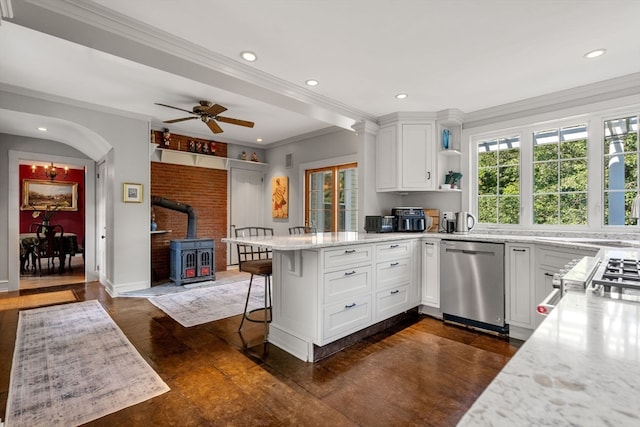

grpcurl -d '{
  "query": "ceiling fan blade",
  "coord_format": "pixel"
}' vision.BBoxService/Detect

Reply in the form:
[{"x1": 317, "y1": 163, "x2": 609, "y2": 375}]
[
  {"x1": 205, "y1": 103, "x2": 227, "y2": 116},
  {"x1": 154, "y1": 103, "x2": 196, "y2": 115},
  {"x1": 216, "y1": 116, "x2": 255, "y2": 128},
  {"x1": 206, "y1": 120, "x2": 224, "y2": 134},
  {"x1": 164, "y1": 117, "x2": 198, "y2": 124}
]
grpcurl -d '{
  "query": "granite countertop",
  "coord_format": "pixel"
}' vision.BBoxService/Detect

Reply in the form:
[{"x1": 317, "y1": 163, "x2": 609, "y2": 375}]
[
  {"x1": 223, "y1": 230, "x2": 640, "y2": 251},
  {"x1": 458, "y1": 289, "x2": 640, "y2": 426},
  {"x1": 458, "y1": 246, "x2": 640, "y2": 426}
]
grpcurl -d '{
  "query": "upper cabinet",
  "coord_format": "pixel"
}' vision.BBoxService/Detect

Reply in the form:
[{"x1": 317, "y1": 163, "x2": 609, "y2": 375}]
[
  {"x1": 376, "y1": 110, "x2": 465, "y2": 193},
  {"x1": 376, "y1": 114, "x2": 437, "y2": 192}
]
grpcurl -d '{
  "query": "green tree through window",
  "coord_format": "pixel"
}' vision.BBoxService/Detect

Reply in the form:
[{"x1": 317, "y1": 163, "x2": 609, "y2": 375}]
[{"x1": 477, "y1": 136, "x2": 521, "y2": 224}]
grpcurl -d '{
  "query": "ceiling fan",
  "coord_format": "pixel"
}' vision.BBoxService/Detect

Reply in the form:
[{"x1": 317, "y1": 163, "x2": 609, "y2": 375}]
[{"x1": 155, "y1": 100, "x2": 254, "y2": 134}]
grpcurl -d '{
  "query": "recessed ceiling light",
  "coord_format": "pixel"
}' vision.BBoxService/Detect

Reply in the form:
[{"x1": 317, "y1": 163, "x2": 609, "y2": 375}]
[
  {"x1": 240, "y1": 51, "x2": 257, "y2": 62},
  {"x1": 37, "y1": 127, "x2": 47, "y2": 131},
  {"x1": 584, "y1": 49, "x2": 606, "y2": 59},
  {"x1": 256, "y1": 138, "x2": 263, "y2": 142},
  {"x1": 305, "y1": 79, "x2": 319, "y2": 87},
  {"x1": 395, "y1": 93, "x2": 408, "y2": 99}
]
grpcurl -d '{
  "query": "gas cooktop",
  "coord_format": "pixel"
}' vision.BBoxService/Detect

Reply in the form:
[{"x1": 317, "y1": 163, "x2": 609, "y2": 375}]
[{"x1": 589, "y1": 257, "x2": 640, "y2": 302}]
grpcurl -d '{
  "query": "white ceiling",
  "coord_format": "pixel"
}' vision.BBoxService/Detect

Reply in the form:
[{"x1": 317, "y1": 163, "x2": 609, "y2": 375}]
[{"x1": 1, "y1": 0, "x2": 639, "y2": 147}]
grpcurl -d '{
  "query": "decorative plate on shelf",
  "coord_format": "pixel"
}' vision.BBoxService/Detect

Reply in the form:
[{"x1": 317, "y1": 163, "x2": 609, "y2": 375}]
[{"x1": 442, "y1": 128, "x2": 450, "y2": 149}]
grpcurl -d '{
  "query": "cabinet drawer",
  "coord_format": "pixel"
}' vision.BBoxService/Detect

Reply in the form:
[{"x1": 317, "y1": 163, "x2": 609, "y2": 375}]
[
  {"x1": 375, "y1": 241, "x2": 411, "y2": 261},
  {"x1": 323, "y1": 245, "x2": 372, "y2": 270},
  {"x1": 324, "y1": 266, "x2": 372, "y2": 303},
  {"x1": 375, "y1": 283, "x2": 410, "y2": 320},
  {"x1": 376, "y1": 258, "x2": 411, "y2": 290},
  {"x1": 323, "y1": 295, "x2": 372, "y2": 341}
]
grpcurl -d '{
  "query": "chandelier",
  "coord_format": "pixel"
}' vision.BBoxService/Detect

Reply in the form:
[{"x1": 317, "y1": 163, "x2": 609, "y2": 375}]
[{"x1": 31, "y1": 162, "x2": 69, "y2": 181}]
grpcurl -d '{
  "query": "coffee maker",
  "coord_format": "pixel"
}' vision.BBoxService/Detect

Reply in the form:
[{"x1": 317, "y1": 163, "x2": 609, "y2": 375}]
[
  {"x1": 442, "y1": 211, "x2": 456, "y2": 233},
  {"x1": 391, "y1": 207, "x2": 426, "y2": 232}
]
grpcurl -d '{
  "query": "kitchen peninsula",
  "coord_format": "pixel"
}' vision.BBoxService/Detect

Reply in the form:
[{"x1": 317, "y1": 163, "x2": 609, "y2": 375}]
[{"x1": 224, "y1": 232, "x2": 424, "y2": 362}]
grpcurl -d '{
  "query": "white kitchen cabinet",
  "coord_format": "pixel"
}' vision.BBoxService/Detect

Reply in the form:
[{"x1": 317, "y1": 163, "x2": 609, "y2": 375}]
[
  {"x1": 421, "y1": 238, "x2": 440, "y2": 307},
  {"x1": 533, "y1": 245, "x2": 598, "y2": 329},
  {"x1": 505, "y1": 244, "x2": 534, "y2": 330},
  {"x1": 373, "y1": 240, "x2": 415, "y2": 321},
  {"x1": 375, "y1": 120, "x2": 436, "y2": 192}
]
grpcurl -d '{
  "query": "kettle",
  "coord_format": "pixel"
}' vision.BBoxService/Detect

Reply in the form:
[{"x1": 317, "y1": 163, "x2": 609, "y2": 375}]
[{"x1": 455, "y1": 212, "x2": 476, "y2": 233}]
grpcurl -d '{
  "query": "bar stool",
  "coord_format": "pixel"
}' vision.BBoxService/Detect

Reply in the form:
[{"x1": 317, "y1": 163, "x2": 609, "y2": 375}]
[
  {"x1": 235, "y1": 227, "x2": 273, "y2": 340},
  {"x1": 288, "y1": 226, "x2": 316, "y2": 234}
]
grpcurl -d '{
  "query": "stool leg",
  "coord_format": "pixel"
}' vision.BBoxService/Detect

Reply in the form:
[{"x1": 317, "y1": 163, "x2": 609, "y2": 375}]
[
  {"x1": 263, "y1": 275, "x2": 270, "y2": 343},
  {"x1": 238, "y1": 274, "x2": 254, "y2": 332}
]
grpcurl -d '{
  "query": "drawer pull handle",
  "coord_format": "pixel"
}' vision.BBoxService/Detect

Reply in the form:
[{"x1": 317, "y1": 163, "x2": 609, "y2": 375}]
[
  {"x1": 513, "y1": 248, "x2": 527, "y2": 252},
  {"x1": 345, "y1": 303, "x2": 356, "y2": 308},
  {"x1": 344, "y1": 270, "x2": 356, "y2": 276},
  {"x1": 390, "y1": 290, "x2": 400, "y2": 294},
  {"x1": 425, "y1": 242, "x2": 434, "y2": 246},
  {"x1": 544, "y1": 272, "x2": 554, "y2": 277},
  {"x1": 390, "y1": 244, "x2": 399, "y2": 248},
  {"x1": 390, "y1": 262, "x2": 399, "y2": 266},
  {"x1": 344, "y1": 249, "x2": 356, "y2": 254}
]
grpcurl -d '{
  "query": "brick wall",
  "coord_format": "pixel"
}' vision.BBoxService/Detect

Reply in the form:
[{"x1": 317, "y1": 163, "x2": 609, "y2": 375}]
[{"x1": 150, "y1": 131, "x2": 228, "y2": 283}]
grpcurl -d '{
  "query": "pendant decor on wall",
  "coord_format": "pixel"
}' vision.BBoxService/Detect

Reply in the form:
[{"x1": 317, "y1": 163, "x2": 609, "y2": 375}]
[{"x1": 272, "y1": 176, "x2": 288, "y2": 219}]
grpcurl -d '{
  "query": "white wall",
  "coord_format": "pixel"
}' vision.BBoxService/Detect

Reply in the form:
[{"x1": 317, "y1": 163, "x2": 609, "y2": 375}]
[{"x1": 0, "y1": 90, "x2": 151, "y2": 295}]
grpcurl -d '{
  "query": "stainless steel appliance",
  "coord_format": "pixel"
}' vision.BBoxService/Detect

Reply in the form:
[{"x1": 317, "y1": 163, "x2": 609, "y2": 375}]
[
  {"x1": 454, "y1": 211, "x2": 476, "y2": 233},
  {"x1": 536, "y1": 256, "x2": 599, "y2": 315},
  {"x1": 442, "y1": 211, "x2": 456, "y2": 233},
  {"x1": 440, "y1": 240, "x2": 507, "y2": 333},
  {"x1": 391, "y1": 207, "x2": 426, "y2": 232},
  {"x1": 364, "y1": 215, "x2": 395, "y2": 233}
]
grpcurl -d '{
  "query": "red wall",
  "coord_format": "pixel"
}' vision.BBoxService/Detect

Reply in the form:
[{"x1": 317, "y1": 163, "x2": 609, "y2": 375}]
[
  {"x1": 150, "y1": 131, "x2": 228, "y2": 283},
  {"x1": 19, "y1": 164, "x2": 85, "y2": 245}
]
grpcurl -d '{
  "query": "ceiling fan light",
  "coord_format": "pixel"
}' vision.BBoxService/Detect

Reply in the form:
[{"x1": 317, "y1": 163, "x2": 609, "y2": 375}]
[
  {"x1": 584, "y1": 48, "x2": 606, "y2": 59},
  {"x1": 241, "y1": 51, "x2": 257, "y2": 62}
]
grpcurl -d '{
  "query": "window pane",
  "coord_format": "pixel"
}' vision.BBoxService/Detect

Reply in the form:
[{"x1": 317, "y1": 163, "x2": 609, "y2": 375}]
[
  {"x1": 604, "y1": 115, "x2": 639, "y2": 225},
  {"x1": 560, "y1": 159, "x2": 587, "y2": 192},
  {"x1": 533, "y1": 129, "x2": 558, "y2": 162},
  {"x1": 533, "y1": 163, "x2": 558, "y2": 193},
  {"x1": 306, "y1": 163, "x2": 357, "y2": 232},
  {"x1": 478, "y1": 196, "x2": 497, "y2": 223},
  {"x1": 476, "y1": 135, "x2": 520, "y2": 224},
  {"x1": 534, "y1": 194, "x2": 558, "y2": 224},
  {"x1": 478, "y1": 168, "x2": 497, "y2": 195},
  {"x1": 560, "y1": 193, "x2": 587, "y2": 225}
]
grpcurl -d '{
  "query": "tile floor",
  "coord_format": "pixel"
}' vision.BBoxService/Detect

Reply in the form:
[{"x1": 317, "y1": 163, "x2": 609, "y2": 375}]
[{"x1": 0, "y1": 275, "x2": 521, "y2": 426}]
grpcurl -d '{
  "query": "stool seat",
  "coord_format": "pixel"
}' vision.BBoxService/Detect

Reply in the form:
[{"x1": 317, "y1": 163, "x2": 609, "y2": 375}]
[{"x1": 240, "y1": 259, "x2": 272, "y2": 275}]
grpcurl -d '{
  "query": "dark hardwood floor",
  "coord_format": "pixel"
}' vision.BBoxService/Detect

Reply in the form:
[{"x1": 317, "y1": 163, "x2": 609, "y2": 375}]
[{"x1": 0, "y1": 278, "x2": 521, "y2": 426}]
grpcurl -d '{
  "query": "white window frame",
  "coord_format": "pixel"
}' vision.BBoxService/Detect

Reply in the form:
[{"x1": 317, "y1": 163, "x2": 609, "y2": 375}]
[{"x1": 467, "y1": 105, "x2": 639, "y2": 232}]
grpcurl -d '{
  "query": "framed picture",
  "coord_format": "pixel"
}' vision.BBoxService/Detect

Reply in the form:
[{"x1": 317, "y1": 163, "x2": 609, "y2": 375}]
[
  {"x1": 271, "y1": 176, "x2": 288, "y2": 219},
  {"x1": 123, "y1": 182, "x2": 143, "y2": 203},
  {"x1": 21, "y1": 179, "x2": 78, "y2": 211}
]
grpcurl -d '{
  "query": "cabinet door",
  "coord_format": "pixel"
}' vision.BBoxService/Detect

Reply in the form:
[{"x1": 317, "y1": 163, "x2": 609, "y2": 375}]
[
  {"x1": 376, "y1": 125, "x2": 398, "y2": 191},
  {"x1": 401, "y1": 123, "x2": 436, "y2": 190},
  {"x1": 505, "y1": 244, "x2": 534, "y2": 329},
  {"x1": 421, "y1": 239, "x2": 440, "y2": 307}
]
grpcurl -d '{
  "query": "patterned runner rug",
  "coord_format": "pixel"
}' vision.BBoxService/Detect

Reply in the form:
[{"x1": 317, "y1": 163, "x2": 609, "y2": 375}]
[
  {"x1": 0, "y1": 290, "x2": 76, "y2": 311},
  {"x1": 149, "y1": 279, "x2": 266, "y2": 327},
  {"x1": 5, "y1": 300, "x2": 169, "y2": 427}
]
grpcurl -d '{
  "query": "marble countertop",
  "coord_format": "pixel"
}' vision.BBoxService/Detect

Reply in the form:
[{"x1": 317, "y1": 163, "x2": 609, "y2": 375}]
[
  {"x1": 458, "y1": 288, "x2": 640, "y2": 426},
  {"x1": 223, "y1": 230, "x2": 640, "y2": 252}
]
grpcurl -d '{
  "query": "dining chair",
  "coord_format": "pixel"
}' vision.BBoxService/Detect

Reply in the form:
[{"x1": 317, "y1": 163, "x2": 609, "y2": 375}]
[
  {"x1": 234, "y1": 226, "x2": 274, "y2": 341},
  {"x1": 288, "y1": 226, "x2": 316, "y2": 234}
]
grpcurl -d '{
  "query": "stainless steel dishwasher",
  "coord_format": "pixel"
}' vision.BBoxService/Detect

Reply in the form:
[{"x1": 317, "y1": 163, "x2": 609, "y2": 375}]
[{"x1": 440, "y1": 240, "x2": 507, "y2": 334}]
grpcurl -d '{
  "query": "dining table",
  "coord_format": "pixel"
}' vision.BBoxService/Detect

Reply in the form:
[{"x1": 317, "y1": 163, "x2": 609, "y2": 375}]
[{"x1": 19, "y1": 228, "x2": 79, "y2": 275}]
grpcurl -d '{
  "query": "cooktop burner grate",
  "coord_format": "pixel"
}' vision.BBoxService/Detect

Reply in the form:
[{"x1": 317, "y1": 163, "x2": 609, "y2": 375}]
[{"x1": 592, "y1": 257, "x2": 640, "y2": 291}]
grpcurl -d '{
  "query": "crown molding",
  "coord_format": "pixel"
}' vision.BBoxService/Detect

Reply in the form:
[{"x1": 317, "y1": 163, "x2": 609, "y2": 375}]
[
  {"x1": 15, "y1": 0, "x2": 376, "y2": 128},
  {"x1": 464, "y1": 73, "x2": 640, "y2": 129}
]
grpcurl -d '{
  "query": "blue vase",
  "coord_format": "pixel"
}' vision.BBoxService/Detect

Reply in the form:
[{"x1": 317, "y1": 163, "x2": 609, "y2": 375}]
[{"x1": 151, "y1": 221, "x2": 158, "y2": 231}]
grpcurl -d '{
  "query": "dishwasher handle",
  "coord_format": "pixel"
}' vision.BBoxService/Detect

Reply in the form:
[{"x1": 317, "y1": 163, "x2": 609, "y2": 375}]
[
  {"x1": 536, "y1": 289, "x2": 561, "y2": 316},
  {"x1": 445, "y1": 248, "x2": 498, "y2": 256}
]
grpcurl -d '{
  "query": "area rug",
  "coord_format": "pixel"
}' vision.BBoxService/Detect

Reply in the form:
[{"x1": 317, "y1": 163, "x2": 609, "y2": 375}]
[
  {"x1": 5, "y1": 300, "x2": 170, "y2": 427},
  {"x1": 148, "y1": 279, "x2": 266, "y2": 327},
  {"x1": 0, "y1": 290, "x2": 76, "y2": 311}
]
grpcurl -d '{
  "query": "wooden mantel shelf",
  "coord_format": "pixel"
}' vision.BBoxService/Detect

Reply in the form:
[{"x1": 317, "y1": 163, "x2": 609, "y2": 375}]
[{"x1": 150, "y1": 147, "x2": 267, "y2": 171}]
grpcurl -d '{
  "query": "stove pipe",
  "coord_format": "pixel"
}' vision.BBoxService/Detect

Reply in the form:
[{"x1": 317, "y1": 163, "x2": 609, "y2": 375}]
[{"x1": 151, "y1": 196, "x2": 197, "y2": 239}]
